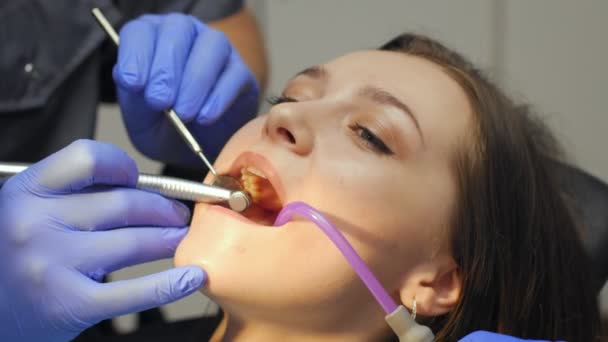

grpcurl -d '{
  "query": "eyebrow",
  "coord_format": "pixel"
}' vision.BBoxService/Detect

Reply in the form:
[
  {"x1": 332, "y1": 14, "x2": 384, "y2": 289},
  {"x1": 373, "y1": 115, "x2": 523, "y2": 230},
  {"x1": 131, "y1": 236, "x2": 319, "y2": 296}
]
[
  {"x1": 293, "y1": 66, "x2": 328, "y2": 81},
  {"x1": 358, "y1": 86, "x2": 424, "y2": 141},
  {"x1": 293, "y1": 65, "x2": 424, "y2": 141}
]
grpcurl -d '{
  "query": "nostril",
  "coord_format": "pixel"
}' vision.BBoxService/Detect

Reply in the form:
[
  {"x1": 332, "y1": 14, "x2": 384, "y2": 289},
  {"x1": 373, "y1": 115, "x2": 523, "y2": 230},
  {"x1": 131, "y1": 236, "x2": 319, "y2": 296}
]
[{"x1": 278, "y1": 127, "x2": 296, "y2": 144}]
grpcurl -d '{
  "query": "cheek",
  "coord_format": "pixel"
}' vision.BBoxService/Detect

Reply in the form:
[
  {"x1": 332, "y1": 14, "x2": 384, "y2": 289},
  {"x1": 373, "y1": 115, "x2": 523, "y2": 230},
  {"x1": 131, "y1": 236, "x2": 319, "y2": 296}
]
[
  {"x1": 174, "y1": 204, "x2": 369, "y2": 311},
  {"x1": 294, "y1": 158, "x2": 454, "y2": 286},
  {"x1": 291, "y1": 175, "x2": 409, "y2": 284},
  {"x1": 174, "y1": 205, "x2": 259, "y2": 272}
]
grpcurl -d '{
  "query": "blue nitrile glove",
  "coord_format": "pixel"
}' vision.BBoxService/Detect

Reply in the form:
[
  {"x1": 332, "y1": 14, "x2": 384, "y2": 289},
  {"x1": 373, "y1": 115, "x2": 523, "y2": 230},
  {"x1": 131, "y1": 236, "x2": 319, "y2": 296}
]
[
  {"x1": 460, "y1": 331, "x2": 549, "y2": 341},
  {"x1": 0, "y1": 140, "x2": 206, "y2": 342},
  {"x1": 114, "y1": 13, "x2": 259, "y2": 167}
]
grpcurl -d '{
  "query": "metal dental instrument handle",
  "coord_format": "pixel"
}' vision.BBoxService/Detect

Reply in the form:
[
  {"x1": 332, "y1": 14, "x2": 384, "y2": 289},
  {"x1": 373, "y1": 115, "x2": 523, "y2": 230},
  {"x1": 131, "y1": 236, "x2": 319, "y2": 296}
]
[
  {"x1": 137, "y1": 174, "x2": 250, "y2": 212},
  {"x1": 0, "y1": 163, "x2": 250, "y2": 212},
  {"x1": 91, "y1": 8, "x2": 218, "y2": 176}
]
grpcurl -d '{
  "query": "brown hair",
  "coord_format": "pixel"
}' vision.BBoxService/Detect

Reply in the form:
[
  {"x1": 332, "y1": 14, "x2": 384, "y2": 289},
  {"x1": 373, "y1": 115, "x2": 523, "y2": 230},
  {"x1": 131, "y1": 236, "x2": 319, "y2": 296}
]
[{"x1": 380, "y1": 34, "x2": 600, "y2": 341}]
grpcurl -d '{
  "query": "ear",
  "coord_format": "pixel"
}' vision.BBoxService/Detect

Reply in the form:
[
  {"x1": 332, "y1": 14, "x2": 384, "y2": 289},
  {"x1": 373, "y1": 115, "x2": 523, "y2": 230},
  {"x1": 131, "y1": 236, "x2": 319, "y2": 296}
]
[{"x1": 397, "y1": 255, "x2": 461, "y2": 317}]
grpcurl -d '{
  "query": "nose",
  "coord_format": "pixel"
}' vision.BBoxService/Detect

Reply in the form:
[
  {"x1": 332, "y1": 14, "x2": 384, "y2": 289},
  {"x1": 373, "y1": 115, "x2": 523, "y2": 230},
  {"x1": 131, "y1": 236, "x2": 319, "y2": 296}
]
[{"x1": 264, "y1": 103, "x2": 314, "y2": 155}]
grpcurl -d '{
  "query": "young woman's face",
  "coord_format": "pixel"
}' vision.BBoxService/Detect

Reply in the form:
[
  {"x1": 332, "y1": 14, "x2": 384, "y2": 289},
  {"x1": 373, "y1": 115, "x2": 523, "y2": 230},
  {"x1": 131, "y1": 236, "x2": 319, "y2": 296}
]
[{"x1": 175, "y1": 50, "x2": 473, "y2": 327}]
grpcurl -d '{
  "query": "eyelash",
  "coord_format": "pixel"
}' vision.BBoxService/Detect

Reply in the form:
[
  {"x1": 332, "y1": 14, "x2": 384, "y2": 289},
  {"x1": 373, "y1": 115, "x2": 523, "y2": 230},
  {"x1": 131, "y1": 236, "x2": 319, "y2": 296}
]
[
  {"x1": 266, "y1": 95, "x2": 393, "y2": 156},
  {"x1": 351, "y1": 123, "x2": 394, "y2": 155},
  {"x1": 266, "y1": 95, "x2": 297, "y2": 105}
]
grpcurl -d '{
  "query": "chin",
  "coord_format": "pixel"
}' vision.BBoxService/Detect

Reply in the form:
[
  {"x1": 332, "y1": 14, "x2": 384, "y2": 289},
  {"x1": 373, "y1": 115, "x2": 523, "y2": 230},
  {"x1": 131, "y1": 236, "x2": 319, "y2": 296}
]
[
  {"x1": 174, "y1": 201, "x2": 363, "y2": 315},
  {"x1": 174, "y1": 202, "x2": 286, "y2": 299}
]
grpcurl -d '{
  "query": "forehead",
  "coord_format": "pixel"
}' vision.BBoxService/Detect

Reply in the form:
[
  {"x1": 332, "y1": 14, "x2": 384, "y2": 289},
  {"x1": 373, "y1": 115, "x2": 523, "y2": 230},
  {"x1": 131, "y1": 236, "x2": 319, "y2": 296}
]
[
  {"x1": 322, "y1": 50, "x2": 461, "y2": 96},
  {"x1": 320, "y1": 50, "x2": 474, "y2": 150}
]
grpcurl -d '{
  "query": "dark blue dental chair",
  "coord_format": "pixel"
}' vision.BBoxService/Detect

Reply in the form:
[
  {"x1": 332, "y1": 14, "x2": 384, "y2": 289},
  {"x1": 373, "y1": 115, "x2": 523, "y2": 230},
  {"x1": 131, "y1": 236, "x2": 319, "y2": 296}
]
[{"x1": 554, "y1": 162, "x2": 608, "y2": 293}]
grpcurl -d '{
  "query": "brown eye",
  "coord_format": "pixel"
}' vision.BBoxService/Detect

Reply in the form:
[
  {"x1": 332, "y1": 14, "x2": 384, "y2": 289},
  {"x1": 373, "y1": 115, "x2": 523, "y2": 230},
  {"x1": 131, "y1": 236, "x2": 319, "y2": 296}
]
[
  {"x1": 266, "y1": 95, "x2": 297, "y2": 105},
  {"x1": 352, "y1": 123, "x2": 393, "y2": 155}
]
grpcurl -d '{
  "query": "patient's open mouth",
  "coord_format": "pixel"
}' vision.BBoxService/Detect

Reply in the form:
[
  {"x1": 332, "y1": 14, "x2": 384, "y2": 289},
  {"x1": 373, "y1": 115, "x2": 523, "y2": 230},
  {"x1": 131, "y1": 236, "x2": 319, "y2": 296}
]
[
  {"x1": 238, "y1": 166, "x2": 282, "y2": 225},
  {"x1": 218, "y1": 151, "x2": 285, "y2": 226}
]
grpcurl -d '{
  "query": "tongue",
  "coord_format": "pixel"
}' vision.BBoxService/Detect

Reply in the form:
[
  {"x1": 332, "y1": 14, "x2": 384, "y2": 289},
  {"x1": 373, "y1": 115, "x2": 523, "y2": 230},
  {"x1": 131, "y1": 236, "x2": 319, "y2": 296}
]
[{"x1": 241, "y1": 204, "x2": 279, "y2": 225}]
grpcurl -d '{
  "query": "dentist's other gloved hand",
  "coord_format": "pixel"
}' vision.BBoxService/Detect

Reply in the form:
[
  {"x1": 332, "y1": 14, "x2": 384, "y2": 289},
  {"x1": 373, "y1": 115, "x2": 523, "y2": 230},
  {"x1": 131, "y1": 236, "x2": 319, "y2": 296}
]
[
  {"x1": 0, "y1": 140, "x2": 205, "y2": 342},
  {"x1": 459, "y1": 331, "x2": 549, "y2": 341},
  {"x1": 114, "y1": 13, "x2": 259, "y2": 167}
]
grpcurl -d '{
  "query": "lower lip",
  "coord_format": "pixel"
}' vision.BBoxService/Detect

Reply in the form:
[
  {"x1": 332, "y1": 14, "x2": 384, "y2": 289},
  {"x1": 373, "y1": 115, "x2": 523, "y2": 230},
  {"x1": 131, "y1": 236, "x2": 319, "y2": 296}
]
[{"x1": 207, "y1": 204, "x2": 275, "y2": 228}]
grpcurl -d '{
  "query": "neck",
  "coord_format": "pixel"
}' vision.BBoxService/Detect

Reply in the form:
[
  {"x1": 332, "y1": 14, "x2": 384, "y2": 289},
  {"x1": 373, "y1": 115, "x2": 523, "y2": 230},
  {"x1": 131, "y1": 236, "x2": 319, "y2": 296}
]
[{"x1": 209, "y1": 312, "x2": 391, "y2": 342}]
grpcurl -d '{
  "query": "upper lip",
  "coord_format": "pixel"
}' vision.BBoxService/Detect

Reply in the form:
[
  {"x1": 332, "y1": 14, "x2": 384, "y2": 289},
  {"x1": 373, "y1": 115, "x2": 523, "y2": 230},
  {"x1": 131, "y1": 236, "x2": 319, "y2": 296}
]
[{"x1": 225, "y1": 151, "x2": 286, "y2": 207}]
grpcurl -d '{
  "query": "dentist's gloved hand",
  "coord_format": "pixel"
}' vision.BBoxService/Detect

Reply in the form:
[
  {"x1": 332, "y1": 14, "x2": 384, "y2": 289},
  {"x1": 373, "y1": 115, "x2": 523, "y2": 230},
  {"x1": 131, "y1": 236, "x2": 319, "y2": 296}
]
[
  {"x1": 0, "y1": 140, "x2": 205, "y2": 342},
  {"x1": 460, "y1": 331, "x2": 549, "y2": 341},
  {"x1": 114, "y1": 13, "x2": 259, "y2": 167}
]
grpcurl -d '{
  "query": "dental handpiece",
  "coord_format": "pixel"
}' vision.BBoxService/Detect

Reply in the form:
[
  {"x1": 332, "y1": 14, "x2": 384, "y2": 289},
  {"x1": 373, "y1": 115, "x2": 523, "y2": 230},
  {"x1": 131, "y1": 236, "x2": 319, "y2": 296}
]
[{"x1": 0, "y1": 163, "x2": 250, "y2": 212}]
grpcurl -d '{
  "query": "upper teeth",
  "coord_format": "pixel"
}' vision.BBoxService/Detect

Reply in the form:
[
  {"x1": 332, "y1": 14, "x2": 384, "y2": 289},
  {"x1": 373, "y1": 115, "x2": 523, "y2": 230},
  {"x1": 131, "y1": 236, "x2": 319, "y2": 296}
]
[{"x1": 244, "y1": 166, "x2": 267, "y2": 179}]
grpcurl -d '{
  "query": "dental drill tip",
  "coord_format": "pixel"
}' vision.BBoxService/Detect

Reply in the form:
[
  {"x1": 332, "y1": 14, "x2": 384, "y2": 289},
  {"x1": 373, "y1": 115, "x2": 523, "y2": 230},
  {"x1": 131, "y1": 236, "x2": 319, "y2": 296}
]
[
  {"x1": 197, "y1": 151, "x2": 217, "y2": 176},
  {"x1": 228, "y1": 191, "x2": 251, "y2": 212}
]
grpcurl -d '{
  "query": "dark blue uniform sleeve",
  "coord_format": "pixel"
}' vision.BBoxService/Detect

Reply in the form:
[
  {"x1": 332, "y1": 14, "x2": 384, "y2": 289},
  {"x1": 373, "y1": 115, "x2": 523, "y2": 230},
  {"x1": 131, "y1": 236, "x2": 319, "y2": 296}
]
[
  {"x1": 113, "y1": 0, "x2": 244, "y2": 24},
  {"x1": 0, "y1": 0, "x2": 245, "y2": 162},
  {"x1": 188, "y1": 0, "x2": 245, "y2": 22}
]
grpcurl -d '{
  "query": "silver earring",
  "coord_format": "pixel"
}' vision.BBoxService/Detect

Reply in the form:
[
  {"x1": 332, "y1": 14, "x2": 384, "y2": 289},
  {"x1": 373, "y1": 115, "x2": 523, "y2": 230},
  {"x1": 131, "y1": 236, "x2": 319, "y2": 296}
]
[{"x1": 412, "y1": 297, "x2": 417, "y2": 320}]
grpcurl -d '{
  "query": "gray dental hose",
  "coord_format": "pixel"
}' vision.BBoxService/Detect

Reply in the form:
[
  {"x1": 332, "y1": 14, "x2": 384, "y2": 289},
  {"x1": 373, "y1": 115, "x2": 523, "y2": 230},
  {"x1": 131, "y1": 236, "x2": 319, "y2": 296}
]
[{"x1": 0, "y1": 162, "x2": 251, "y2": 212}]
